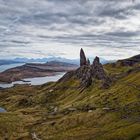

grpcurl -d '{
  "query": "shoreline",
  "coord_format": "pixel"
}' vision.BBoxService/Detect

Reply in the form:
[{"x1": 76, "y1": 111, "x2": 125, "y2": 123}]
[
  {"x1": 0, "y1": 72, "x2": 62, "y2": 84},
  {"x1": 0, "y1": 72, "x2": 65, "y2": 89}
]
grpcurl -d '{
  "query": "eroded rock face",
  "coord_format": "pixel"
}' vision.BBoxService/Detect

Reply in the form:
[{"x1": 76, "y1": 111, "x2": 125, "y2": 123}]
[
  {"x1": 92, "y1": 56, "x2": 107, "y2": 80},
  {"x1": 60, "y1": 48, "x2": 112, "y2": 89},
  {"x1": 80, "y1": 48, "x2": 87, "y2": 66},
  {"x1": 78, "y1": 51, "x2": 111, "y2": 89},
  {"x1": 76, "y1": 65, "x2": 92, "y2": 88}
]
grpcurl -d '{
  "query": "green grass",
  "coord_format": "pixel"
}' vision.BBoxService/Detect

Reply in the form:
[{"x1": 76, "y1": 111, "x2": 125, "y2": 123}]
[{"x1": 0, "y1": 63, "x2": 140, "y2": 139}]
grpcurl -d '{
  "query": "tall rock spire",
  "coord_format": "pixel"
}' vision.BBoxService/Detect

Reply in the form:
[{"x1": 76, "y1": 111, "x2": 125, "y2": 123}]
[
  {"x1": 60, "y1": 49, "x2": 112, "y2": 89},
  {"x1": 92, "y1": 56, "x2": 107, "y2": 80},
  {"x1": 93, "y1": 56, "x2": 100, "y2": 66},
  {"x1": 80, "y1": 48, "x2": 87, "y2": 66}
]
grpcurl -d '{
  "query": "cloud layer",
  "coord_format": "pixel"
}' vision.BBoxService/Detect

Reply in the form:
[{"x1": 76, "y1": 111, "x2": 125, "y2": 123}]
[{"x1": 0, "y1": 0, "x2": 140, "y2": 60}]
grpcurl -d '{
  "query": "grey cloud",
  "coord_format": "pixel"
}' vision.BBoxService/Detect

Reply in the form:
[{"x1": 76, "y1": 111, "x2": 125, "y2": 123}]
[
  {"x1": 10, "y1": 40, "x2": 30, "y2": 44},
  {"x1": 106, "y1": 31, "x2": 140, "y2": 37},
  {"x1": 0, "y1": 0, "x2": 140, "y2": 59},
  {"x1": 97, "y1": 1, "x2": 140, "y2": 19}
]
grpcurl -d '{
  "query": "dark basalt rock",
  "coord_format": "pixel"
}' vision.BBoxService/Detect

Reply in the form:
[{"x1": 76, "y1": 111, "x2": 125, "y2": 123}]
[
  {"x1": 76, "y1": 65, "x2": 92, "y2": 88},
  {"x1": 60, "y1": 48, "x2": 112, "y2": 89},
  {"x1": 87, "y1": 59, "x2": 90, "y2": 65},
  {"x1": 80, "y1": 48, "x2": 87, "y2": 66},
  {"x1": 79, "y1": 51, "x2": 112, "y2": 89},
  {"x1": 92, "y1": 56, "x2": 107, "y2": 80},
  {"x1": 76, "y1": 56, "x2": 111, "y2": 89}
]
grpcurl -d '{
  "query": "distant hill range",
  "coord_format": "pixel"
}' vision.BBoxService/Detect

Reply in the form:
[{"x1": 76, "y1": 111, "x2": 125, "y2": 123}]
[
  {"x1": 0, "y1": 60, "x2": 22, "y2": 66},
  {"x1": 0, "y1": 56, "x2": 111, "y2": 66}
]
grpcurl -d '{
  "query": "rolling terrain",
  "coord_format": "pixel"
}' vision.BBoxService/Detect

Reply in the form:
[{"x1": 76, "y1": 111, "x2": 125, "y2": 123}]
[
  {"x1": 0, "y1": 51, "x2": 139, "y2": 140},
  {"x1": 0, "y1": 61, "x2": 78, "y2": 83}
]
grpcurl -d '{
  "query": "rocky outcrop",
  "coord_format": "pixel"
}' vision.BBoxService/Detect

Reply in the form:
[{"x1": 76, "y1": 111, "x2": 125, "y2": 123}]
[
  {"x1": 78, "y1": 49, "x2": 112, "y2": 89},
  {"x1": 76, "y1": 65, "x2": 92, "y2": 88},
  {"x1": 92, "y1": 56, "x2": 107, "y2": 80},
  {"x1": 116, "y1": 54, "x2": 140, "y2": 67},
  {"x1": 60, "y1": 48, "x2": 112, "y2": 89},
  {"x1": 80, "y1": 48, "x2": 87, "y2": 66}
]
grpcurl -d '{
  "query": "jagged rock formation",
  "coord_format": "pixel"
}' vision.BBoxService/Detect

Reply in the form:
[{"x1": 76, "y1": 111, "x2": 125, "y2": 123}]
[
  {"x1": 80, "y1": 48, "x2": 87, "y2": 66},
  {"x1": 76, "y1": 65, "x2": 92, "y2": 88},
  {"x1": 92, "y1": 56, "x2": 107, "y2": 80},
  {"x1": 60, "y1": 48, "x2": 112, "y2": 89},
  {"x1": 78, "y1": 49, "x2": 111, "y2": 88}
]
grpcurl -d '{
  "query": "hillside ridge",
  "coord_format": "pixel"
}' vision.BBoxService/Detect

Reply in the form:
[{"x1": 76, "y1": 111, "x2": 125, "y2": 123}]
[{"x1": 0, "y1": 50, "x2": 139, "y2": 140}]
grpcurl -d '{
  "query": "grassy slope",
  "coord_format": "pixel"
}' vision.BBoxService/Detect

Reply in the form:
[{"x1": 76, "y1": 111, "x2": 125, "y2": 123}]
[{"x1": 0, "y1": 63, "x2": 140, "y2": 140}]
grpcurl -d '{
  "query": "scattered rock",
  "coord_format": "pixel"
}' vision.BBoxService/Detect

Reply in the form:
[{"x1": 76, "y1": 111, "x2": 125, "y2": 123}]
[
  {"x1": 88, "y1": 110, "x2": 93, "y2": 113},
  {"x1": 49, "y1": 89, "x2": 54, "y2": 93},
  {"x1": 31, "y1": 132, "x2": 41, "y2": 140},
  {"x1": 67, "y1": 107, "x2": 77, "y2": 111},
  {"x1": 49, "y1": 106, "x2": 59, "y2": 115},
  {"x1": 102, "y1": 107, "x2": 110, "y2": 111},
  {"x1": 78, "y1": 104, "x2": 96, "y2": 112},
  {"x1": 54, "y1": 107, "x2": 58, "y2": 113}
]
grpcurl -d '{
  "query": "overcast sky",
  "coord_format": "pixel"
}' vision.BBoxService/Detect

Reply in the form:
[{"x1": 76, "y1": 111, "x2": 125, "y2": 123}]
[{"x1": 0, "y1": 0, "x2": 140, "y2": 60}]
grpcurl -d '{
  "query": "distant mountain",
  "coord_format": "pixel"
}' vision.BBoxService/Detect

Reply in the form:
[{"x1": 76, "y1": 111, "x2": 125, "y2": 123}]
[
  {"x1": 0, "y1": 56, "x2": 110, "y2": 66},
  {"x1": 0, "y1": 60, "x2": 22, "y2": 66},
  {"x1": 45, "y1": 61, "x2": 78, "y2": 67},
  {"x1": 14, "y1": 57, "x2": 80, "y2": 64},
  {"x1": 14, "y1": 57, "x2": 110, "y2": 65}
]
